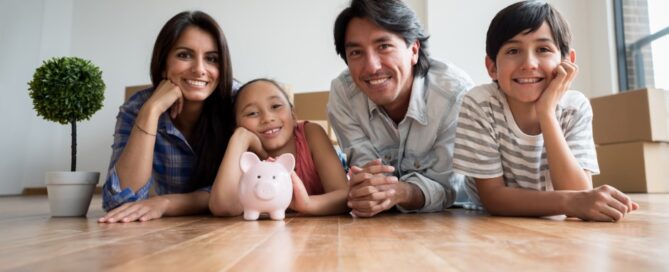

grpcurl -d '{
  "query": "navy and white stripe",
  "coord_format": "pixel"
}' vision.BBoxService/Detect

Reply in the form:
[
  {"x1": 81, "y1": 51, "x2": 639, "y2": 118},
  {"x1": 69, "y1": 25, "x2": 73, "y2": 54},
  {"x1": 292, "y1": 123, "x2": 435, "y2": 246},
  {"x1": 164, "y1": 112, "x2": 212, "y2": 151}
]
[{"x1": 453, "y1": 83, "x2": 599, "y2": 207}]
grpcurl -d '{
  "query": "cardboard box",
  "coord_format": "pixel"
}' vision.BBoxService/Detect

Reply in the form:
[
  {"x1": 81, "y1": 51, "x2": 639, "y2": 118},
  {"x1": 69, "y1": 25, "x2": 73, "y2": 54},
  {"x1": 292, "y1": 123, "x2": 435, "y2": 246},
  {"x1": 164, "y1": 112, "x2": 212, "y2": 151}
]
[
  {"x1": 293, "y1": 90, "x2": 337, "y2": 144},
  {"x1": 125, "y1": 84, "x2": 152, "y2": 101},
  {"x1": 593, "y1": 141, "x2": 669, "y2": 193},
  {"x1": 591, "y1": 88, "x2": 669, "y2": 145}
]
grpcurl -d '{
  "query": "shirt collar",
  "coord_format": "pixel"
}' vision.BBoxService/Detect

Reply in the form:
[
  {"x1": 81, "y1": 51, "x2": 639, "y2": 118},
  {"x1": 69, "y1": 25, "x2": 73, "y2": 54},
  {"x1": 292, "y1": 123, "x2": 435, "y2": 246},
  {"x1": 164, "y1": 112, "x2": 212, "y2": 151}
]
[{"x1": 365, "y1": 74, "x2": 428, "y2": 126}]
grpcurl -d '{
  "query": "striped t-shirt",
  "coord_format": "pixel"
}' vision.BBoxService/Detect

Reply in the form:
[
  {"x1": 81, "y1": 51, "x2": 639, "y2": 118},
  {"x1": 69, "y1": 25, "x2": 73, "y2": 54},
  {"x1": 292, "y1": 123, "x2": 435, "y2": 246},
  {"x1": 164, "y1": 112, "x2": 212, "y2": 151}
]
[{"x1": 453, "y1": 83, "x2": 599, "y2": 207}]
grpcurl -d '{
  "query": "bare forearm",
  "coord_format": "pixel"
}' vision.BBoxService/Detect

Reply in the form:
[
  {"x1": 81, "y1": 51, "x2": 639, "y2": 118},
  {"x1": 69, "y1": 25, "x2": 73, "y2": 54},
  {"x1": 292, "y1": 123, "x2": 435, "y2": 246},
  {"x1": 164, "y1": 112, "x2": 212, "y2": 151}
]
[
  {"x1": 209, "y1": 134, "x2": 248, "y2": 217},
  {"x1": 480, "y1": 187, "x2": 574, "y2": 217},
  {"x1": 302, "y1": 189, "x2": 348, "y2": 216},
  {"x1": 161, "y1": 191, "x2": 210, "y2": 216},
  {"x1": 539, "y1": 113, "x2": 590, "y2": 190},
  {"x1": 116, "y1": 106, "x2": 162, "y2": 192}
]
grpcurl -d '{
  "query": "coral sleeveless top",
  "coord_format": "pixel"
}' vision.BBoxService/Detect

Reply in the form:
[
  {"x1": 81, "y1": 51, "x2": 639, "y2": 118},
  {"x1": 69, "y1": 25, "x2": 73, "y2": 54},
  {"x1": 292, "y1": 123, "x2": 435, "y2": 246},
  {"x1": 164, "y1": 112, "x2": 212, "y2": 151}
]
[{"x1": 294, "y1": 121, "x2": 325, "y2": 195}]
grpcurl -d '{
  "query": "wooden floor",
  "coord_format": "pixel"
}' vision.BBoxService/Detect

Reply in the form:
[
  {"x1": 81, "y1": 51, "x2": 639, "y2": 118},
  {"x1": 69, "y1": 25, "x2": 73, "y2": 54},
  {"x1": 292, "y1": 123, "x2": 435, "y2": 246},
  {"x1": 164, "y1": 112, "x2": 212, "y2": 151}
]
[{"x1": 0, "y1": 194, "x2": 667, "y2": 271}]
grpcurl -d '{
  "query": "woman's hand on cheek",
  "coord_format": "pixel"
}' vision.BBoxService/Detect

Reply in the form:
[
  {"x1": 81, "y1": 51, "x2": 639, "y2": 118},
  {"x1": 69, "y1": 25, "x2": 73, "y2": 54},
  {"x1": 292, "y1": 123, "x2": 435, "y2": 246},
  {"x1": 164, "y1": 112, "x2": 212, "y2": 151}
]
[
  {"x1": 288, "y1": 172, "x2": 312, "y2": 214},
  {"x1": 146, "y1": 79, "x2": 184, "y2": 118},
  {"x1": 536, "y1": 60, "x2": 578, "y2": 117}
]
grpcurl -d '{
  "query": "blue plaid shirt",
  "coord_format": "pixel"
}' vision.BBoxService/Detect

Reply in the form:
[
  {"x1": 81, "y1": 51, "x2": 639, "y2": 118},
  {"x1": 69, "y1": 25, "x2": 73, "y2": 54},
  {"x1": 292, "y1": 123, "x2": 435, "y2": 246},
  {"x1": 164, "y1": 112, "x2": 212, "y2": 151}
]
[{"x1": 103, "y1": 88, "x2": 212, "y2": 211}]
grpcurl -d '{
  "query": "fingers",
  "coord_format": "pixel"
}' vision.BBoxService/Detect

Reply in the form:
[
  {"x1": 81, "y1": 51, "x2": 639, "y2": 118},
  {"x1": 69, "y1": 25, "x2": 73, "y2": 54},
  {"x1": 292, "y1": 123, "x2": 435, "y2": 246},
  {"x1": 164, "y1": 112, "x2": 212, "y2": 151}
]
[
  {"x1": 350, "y1": 159, "x2": 394, "y2": 176},
  {"x1": 349, "y1": 184, "x2": 397, "y2": 200},
  {"x1": 360, "y1": 159, "x2": 384, "y2": 169},
  {"x1": 364, "y1": 164, "x2": 395, "y2": 175},
  {"x1": 98, "y1": 200, "x2": 164, "y2": 223},
  {"x1": 609, "y1": 188, "x2": 634, "y2": 213},
  {"x1": 291, "y1": 172, "x2": 309, "y2": 198},
  {"x1": 349, "y1": 198, "x2": 393, "y2": 218},
  {"x1": 170, "y1": 92, "x2": 184, "y2": 119},
  {"x1": 349, "y1": 172, "x2": 397, "y2": 188},
  {"x1": 598, "y1": 205, "x2": 624, "y2": 222},
  {"x1": 99, "y1": 203, "x2": 143, "y2": 223},
  {"x1": 289, "y1": 172, "x2": 310, "y2": 213},
  {"x1": 631, "y1": 201, "x2": 640, "y2": 211}
]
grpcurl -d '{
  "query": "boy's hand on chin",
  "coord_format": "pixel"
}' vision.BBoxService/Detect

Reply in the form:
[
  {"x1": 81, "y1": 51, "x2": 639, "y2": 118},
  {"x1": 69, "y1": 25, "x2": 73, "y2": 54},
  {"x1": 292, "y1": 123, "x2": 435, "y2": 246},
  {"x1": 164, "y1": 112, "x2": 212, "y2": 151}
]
[{"x1": 536, "y1": 60, "x2": 578, "y2": 117}]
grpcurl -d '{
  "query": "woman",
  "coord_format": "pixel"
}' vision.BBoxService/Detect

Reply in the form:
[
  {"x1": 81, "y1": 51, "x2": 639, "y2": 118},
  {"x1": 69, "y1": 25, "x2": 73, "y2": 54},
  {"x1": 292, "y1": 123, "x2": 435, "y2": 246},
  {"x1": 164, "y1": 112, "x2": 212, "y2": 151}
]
[{"x1": 99, "y1": 11, "x2": 236, "y2": 223}]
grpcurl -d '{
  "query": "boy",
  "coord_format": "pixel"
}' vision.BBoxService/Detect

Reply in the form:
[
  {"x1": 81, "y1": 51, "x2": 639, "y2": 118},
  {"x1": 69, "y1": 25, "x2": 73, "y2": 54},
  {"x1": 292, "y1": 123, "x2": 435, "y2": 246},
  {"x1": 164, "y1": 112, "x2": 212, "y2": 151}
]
[{"x1": 453, "y1": 1, "x2": 638, "y2": 221}]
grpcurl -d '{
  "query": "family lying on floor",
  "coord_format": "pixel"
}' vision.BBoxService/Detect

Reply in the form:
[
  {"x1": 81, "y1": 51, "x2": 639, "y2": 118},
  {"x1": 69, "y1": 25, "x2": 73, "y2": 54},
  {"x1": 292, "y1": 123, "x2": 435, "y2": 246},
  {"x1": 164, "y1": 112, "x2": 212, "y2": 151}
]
[{"x1": 98, "y1": 0, "x2": 638, "y2": 224}]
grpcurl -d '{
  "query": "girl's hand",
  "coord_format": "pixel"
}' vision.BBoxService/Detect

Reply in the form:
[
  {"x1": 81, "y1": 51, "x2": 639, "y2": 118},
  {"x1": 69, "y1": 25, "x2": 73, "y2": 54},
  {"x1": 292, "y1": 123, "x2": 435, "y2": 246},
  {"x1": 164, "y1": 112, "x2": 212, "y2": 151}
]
[
  {"x1": 233, "y1": 127, "x2": 268, "y2": 159},
  {"x1": 565, "y1": 185, "x2": 639, "y2": 222},
  {"x1": 145, "y1": 79, "x2": 184, "y2": 119},
  {"x1": 288, "y1": 172, "x2": 312, "y2": 214},
  {"x1": 98, "y1": 197, "x2": 170, "y2": 223},
  {"x1": 536, "y1": 60, "x2": 578, "y2": 117}
]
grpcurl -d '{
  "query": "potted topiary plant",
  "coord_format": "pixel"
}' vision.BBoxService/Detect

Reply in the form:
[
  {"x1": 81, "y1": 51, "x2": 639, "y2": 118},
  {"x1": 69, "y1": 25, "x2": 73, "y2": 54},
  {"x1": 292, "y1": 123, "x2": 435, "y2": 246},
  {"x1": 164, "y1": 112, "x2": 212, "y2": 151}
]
[{"x1": 28, "y1": 56, "x2": 106, "y2": 217}]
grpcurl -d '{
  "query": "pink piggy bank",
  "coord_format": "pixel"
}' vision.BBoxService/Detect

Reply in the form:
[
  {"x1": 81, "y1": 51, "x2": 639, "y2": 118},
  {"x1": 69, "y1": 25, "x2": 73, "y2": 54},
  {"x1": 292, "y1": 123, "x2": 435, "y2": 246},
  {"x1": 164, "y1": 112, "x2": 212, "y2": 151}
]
[{"x1": 239, "y1": 152, "x2": 294, "y2": 220}]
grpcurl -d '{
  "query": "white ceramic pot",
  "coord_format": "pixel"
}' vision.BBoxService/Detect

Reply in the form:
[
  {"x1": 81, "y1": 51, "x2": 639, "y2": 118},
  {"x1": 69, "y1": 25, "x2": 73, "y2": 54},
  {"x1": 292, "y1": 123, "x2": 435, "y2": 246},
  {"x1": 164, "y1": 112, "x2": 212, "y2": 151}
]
[{"x1": 45, "y1": 171, "x2": 100, "y2": 217}]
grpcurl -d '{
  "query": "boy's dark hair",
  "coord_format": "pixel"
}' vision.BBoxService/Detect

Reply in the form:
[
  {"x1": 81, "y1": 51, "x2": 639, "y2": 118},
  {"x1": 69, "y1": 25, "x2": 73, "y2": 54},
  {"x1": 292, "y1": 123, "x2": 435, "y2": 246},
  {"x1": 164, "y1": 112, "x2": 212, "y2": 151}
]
[
  {"x1": 150, "y1": 11, "x2": 235, "y2": 190},
  {"x1": 486, "y1": 1, "x2": 572, "y2": 62},
  {"x1": 333, "y1": 0, "x2": 430, "y2": 77}
]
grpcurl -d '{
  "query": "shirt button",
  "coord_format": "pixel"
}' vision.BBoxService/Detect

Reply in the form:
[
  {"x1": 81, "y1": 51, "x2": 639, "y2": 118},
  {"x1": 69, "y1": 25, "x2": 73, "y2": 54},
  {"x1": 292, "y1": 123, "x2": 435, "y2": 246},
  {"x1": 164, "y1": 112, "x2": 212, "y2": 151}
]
[{"x1": 414, "y1": 160, "x2": 421, "y2": 168}]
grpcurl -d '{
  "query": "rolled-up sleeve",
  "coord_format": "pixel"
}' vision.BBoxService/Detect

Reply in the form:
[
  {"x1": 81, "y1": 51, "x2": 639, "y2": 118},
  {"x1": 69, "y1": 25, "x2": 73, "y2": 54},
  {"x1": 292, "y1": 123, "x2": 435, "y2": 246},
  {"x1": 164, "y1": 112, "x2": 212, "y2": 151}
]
[
  {"x1": 103, "y1": 166, "x2": 152, "y2": 211},
  {"x1": 102, "y1": 98, "x2": 152, "y2": 211}
]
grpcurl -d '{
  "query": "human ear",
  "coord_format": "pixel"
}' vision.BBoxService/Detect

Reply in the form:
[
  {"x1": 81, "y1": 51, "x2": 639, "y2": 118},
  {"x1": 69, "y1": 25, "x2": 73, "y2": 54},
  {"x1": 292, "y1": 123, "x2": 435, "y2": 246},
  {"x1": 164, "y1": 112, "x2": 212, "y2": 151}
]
[
  {"x1": 485, "y1": 56, "x2": 498, "y2": 81},
  {"x1": 569, "y1": 49, "x2": 576, "y2": 63},
  {"x1": 410, "y1": 40, "x2": 420, "y2": 65}
]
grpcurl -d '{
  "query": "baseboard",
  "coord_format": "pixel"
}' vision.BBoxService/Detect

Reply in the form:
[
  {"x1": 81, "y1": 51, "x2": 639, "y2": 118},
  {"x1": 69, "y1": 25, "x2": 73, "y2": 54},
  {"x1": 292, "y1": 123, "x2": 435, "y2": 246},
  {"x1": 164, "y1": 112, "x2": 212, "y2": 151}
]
[{"x1": 22, "y1": 186, "x2": 103, "y2": 195}]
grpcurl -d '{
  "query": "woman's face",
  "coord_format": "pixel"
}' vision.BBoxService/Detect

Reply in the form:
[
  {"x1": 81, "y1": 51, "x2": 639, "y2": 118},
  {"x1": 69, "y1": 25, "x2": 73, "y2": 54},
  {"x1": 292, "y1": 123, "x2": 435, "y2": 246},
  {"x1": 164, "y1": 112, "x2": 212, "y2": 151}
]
[
  {"x1": 235, "y1": 81, "x2": 295, "y2": 153},
  {"x1": 164, "y1": 26, "x2": 220, "y2": 102}
]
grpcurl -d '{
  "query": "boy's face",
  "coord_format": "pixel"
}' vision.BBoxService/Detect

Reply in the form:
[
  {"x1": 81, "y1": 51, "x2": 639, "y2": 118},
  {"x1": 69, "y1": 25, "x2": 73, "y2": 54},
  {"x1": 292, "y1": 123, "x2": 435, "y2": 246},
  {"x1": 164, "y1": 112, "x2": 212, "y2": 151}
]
[
  {"x1": 235, "y1": 81, "x2": 295, "y2": 153},
  {"x1": 343, "y1": 17, "x2": 419, "y2": 110},
  {"x1": 486, "y1": 22, "x2": 574, "y2": 104}
]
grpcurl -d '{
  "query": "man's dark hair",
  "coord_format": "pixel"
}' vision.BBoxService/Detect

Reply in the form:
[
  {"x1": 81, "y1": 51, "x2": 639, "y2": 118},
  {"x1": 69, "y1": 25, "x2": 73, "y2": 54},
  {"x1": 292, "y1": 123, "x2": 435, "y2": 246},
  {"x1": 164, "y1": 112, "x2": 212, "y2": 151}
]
[
  {"x1": 486, "y1": 1, "x2": 572, "y2": 63},
  {"x1": 333, "y1": 0, "x2": 430, "y2": 77}
]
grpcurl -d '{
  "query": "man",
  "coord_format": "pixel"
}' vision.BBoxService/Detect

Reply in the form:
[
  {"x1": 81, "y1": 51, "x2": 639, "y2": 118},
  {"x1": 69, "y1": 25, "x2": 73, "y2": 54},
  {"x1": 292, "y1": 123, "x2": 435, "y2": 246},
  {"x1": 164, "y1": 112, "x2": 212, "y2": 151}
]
[{"x1": 328, "y1": 0, "x2": 474, "y2": 217}]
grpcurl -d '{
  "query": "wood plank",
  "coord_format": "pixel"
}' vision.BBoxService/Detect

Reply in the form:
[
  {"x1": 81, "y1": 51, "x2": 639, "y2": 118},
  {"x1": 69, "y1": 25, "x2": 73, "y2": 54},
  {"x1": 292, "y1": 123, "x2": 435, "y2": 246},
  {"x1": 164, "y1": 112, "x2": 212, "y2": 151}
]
[{"x1": 0, "y1": 194, "x2": 667, "y2": 271}]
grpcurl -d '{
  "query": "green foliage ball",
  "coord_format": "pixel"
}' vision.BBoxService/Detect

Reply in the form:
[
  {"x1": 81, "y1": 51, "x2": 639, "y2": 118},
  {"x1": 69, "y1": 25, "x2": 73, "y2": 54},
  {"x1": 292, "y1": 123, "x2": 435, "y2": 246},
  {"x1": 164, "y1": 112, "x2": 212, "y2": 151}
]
[{"x1": 28, "y1": 57, "x2": 106, "y2": 125}]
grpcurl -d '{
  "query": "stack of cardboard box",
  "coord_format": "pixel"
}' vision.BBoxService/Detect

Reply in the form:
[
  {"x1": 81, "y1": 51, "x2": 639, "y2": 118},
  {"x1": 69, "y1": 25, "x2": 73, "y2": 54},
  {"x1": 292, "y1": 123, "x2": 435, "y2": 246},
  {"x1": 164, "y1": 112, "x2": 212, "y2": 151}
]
[
  {"x1": 293, "y1": 90, "x2": 338, "y2": 144},
  {"x1": 590, "y1": 88, "x2": 669, "y2": 193}
]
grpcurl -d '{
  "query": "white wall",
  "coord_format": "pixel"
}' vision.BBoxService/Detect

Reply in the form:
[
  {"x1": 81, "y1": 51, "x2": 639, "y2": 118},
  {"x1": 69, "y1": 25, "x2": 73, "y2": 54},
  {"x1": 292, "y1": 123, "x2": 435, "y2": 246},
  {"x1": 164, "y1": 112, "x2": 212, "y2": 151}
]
[
  {"x1": 427, "y1": 0, "x2": 619, "y2": 98},
  {"x1": 0, "y1": 0, "x2": 45, "y2": 195},
  {"x1": 0, "y1": 0, "x2": 619, "y2": 195}
]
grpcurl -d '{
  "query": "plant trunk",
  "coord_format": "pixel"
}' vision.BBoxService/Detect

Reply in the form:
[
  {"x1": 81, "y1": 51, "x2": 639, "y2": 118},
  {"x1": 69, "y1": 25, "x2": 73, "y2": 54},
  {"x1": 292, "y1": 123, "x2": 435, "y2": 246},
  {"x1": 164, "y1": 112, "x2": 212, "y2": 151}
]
[{"x1": 71, "y1": 119, "x2": 77, "y2": 172}]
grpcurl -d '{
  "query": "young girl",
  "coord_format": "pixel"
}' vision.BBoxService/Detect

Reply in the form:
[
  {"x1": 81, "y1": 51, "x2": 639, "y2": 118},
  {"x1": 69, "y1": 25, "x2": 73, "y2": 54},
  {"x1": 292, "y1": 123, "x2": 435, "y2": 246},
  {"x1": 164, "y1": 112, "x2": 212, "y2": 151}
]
[
  {"x1": 99, "y1": 11, "x2": 237, "y2": 223},
  {"x1": 209, "y1": 79, "x2": 349, "y2": 216}
]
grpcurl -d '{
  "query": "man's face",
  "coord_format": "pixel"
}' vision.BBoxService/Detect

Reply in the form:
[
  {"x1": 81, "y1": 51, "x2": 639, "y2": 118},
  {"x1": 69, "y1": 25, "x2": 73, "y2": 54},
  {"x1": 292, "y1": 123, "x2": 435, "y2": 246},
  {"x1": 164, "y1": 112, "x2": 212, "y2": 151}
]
[{"x1": 344, "y1": 17, "x2": 419, "y2": 110}]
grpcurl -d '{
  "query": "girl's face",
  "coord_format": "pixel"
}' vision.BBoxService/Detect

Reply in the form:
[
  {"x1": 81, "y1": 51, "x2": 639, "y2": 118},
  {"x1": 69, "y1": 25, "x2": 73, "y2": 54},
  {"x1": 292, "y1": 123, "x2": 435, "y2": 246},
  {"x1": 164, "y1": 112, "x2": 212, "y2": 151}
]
[
  {"x1": 235, "y1": 81, "x2": 295, "y2": 153},
  {"x1": 164, "y1": 26, "x2": 220, "y2": 102}
]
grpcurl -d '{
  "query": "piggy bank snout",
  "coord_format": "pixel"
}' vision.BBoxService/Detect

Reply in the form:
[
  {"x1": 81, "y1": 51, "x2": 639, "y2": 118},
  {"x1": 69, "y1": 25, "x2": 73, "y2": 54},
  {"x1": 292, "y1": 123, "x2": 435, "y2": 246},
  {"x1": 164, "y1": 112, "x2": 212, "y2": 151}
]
[{"x1": 254, "y1": 181, "x2": 277, "y2": 200}]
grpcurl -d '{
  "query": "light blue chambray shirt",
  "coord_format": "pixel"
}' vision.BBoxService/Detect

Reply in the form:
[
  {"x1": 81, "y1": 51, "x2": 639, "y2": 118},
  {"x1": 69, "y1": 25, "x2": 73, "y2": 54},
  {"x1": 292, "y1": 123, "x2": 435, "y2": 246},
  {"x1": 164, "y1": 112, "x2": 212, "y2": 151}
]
[{"x1": 327, "y1": 59, "x2": 474, "y2": 212}]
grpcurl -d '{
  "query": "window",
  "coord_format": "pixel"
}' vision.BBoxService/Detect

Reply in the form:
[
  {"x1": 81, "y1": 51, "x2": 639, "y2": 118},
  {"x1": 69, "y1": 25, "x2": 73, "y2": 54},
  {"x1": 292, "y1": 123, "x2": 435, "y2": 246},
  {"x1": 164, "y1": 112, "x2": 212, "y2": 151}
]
[{"x1": 615, "y1": 0, "x2": 669, "y2": 91}]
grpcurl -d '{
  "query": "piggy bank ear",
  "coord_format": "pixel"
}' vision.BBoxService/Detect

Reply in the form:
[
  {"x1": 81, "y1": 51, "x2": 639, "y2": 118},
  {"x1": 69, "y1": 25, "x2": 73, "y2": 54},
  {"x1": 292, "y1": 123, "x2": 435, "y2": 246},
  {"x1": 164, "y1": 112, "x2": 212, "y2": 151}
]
[
  {"x1": 240, "y1": 152, "x2": 261, "y2": 173},
  {"x1": 275, "y1": 153, "x2": 295, "y2": 172}
]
